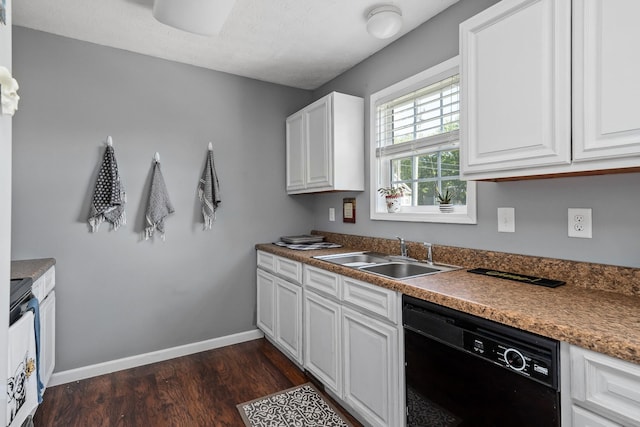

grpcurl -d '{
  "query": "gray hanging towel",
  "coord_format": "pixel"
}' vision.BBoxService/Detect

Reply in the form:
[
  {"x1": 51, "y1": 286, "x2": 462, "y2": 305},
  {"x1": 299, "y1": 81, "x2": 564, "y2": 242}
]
[
  {"x1": 145, "y1": 160, "x2": 175, "y2": 241},
  {"x1": 198, "y1": 144, "x2": 221, "y2": 229},
  {"x1": 88, "y1": 143, "x2": 126, "y2": 232}
]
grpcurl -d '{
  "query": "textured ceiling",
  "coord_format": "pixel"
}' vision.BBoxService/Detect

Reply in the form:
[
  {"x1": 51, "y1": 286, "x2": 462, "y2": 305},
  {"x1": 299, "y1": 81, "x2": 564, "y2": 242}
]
[{"x1": 13, "y1": 0, "x2": 459, "y2": 90}]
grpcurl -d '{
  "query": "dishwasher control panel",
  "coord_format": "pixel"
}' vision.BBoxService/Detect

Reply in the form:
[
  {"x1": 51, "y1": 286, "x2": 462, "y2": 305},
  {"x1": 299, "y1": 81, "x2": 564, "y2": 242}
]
[{"x1": 463, "y1": 331, "x2": 554, "y2": 387}]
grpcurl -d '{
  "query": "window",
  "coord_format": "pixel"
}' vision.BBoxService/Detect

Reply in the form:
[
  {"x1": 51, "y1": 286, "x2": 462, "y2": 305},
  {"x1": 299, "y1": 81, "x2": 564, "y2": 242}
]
[{"x1": 369, "y1": 56, "x2": 476, "y2": 223}]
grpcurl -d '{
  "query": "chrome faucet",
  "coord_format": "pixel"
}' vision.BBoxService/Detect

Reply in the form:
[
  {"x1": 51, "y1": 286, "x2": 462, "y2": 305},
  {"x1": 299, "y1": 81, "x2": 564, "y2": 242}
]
[
  {"x1": 423, "y1": 242, "x2": 433, "y2": 265},
  {"x1": 396, "y1": 236, "x2": 408, "y2": 258}
]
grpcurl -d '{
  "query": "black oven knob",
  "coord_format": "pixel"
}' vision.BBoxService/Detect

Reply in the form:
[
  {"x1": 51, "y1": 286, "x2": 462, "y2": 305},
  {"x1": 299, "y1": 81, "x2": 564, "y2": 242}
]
[{"x1": 504, "y1": 348, "x2": 526, "y2": 371}]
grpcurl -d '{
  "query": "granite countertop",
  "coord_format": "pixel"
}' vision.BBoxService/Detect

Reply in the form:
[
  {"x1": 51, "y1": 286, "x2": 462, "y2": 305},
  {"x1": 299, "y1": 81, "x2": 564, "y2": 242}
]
[
  {"x1": 256, "y1": 242, "x2": 640, "y2": 365},
  {"x1": 11, "y1": 258, "x2": 56, "y2": 281}
]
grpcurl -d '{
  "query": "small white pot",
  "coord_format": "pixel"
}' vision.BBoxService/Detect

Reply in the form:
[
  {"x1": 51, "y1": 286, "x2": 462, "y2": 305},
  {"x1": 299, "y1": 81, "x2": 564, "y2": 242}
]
[
  {"x1": 385, "y1": 196, "x2": 402, "y2": 213},
  {"x1": 439, "y1": 203, "x2": 454, "y2": 213}
]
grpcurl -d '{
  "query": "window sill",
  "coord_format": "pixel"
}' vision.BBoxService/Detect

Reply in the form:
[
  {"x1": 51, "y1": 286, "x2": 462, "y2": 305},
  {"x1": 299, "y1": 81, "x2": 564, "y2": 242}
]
[{"x1": 370, "y1": 210, "x2": 477, "y2": 224}]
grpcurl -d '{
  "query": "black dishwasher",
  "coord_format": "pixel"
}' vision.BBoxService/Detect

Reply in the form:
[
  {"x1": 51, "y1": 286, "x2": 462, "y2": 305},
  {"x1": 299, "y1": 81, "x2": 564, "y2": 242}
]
[{"x1": 403, "y1": 295, "x2": 560, "y2": 427}]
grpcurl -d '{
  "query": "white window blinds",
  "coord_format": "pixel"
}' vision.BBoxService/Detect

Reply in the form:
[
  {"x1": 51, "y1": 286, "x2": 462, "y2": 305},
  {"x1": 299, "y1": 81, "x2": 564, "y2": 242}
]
[{"x1": 375, "y1": 74, "x2": 460, "y2": 157}]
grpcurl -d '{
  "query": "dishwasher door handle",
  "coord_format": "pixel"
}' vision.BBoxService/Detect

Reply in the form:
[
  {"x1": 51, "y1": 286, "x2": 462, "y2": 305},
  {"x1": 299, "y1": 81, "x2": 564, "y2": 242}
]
[{"x1": 403, "y1": 308, "x2": 464, "y2": 348}]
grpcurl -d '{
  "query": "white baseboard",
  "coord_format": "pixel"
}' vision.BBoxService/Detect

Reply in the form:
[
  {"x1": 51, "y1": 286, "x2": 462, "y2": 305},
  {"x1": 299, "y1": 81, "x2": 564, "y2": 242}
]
[{"x1": 49, "y1": 329, "x2": 264, "y2": 387}]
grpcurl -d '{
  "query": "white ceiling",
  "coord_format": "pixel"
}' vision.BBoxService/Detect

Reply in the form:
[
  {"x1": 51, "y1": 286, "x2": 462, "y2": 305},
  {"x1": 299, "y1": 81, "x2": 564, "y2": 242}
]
[{"x1": 12, "y1": 0, "x2": 459, "y2": 90}]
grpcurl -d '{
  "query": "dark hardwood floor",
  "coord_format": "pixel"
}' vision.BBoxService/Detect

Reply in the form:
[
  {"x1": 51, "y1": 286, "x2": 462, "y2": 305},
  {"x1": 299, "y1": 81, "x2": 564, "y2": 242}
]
[{"x1": 34, "y1": 339, "x2": 362, "y2": 426}]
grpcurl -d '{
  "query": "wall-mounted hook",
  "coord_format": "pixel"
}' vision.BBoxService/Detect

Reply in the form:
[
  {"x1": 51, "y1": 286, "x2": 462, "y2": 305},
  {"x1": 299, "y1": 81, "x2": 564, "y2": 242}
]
[
  {"x1": 106, "y1": 136, "x2": 113, "y2": 147},
  {"x1": 154, "y1": 152, "x2": 160, "y2": 162}
]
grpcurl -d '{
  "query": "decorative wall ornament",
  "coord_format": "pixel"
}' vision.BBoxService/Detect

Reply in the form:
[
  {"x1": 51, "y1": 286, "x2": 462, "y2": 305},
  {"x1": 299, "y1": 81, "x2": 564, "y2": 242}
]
[{"x1": 0, "y1": 65, "x2": 20, "y2": 116}]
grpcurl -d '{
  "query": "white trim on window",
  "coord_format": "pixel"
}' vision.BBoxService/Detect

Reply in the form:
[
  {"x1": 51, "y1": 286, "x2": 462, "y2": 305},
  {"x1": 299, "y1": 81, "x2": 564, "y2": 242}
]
[{"x1": 369, "y1": 56, "x2": 477, "y2": 224}]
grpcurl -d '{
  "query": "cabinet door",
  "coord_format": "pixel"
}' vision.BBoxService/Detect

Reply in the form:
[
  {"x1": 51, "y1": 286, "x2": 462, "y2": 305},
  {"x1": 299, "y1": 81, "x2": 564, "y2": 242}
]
[
  {"x1": 460, "y1": 0, "x2": 571, "y2": 178},
  {"x1": 573, "y1": 0, "x2": 640, "y2": 162},
  {"x1": 274, "y1": 280, "x2": 302, "y2": 365},
  {"x1": 342, "y1": 307, "x2": 399, "y2": 427},
  {"x1": 39, "y1": 290, "x2": 56, "y2": 389},
  {"x1": 286, "y1": 112, "x2": 306, "y2": 191},
  {"x1": 256, "y1": 269, "x2": 276, "y2": 339},
  {"x1": 303, "y1": 290, "x2": 342, "y2": 396},
  {"x1": 304, "y1": 96, "x2": 333, "y2": 189}
]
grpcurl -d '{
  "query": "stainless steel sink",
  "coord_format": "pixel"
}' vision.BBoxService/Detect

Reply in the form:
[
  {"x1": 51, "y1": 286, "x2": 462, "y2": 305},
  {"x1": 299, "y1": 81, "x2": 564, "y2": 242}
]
[
  {"x1": 360, "y1": 262, "x2": 457, "y2": 279},
  {"x1": 313, "y1": 252, "x2": 460, "y2": 279},
  {"x1": 313, "y1": 252, "x2": 390, "y2": 267}
]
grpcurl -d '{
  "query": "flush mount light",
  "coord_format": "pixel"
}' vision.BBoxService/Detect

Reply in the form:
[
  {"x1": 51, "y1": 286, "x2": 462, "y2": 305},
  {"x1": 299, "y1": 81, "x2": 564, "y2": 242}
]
[
  {"x1": 153, "y1": 0, "x2": 236, "y2": 36},
  {"x1": 366, "y1": 5, "x2": 403, "y2": 39}
]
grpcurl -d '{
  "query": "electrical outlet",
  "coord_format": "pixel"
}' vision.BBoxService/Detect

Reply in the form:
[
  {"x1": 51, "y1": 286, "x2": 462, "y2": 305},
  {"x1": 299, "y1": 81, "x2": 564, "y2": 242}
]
[
  {"x1": 568, "y1": 208, "x2": 592, "y2": 238},
  {"x1": 329, "y1": 208, "x2": 335, "y2": 222}
]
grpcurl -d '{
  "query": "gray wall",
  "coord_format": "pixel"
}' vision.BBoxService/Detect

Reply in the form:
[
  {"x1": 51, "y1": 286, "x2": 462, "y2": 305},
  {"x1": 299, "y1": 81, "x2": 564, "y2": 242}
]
[
  {"x1": 11, "y1": 27, "x2": 314, "y2": 371},
  {"x1": 311, "y1": 0, "x2": 640, "y2": 268},
  {"x1": 11, "y1": 0, "x2": 640, "y2": 374}
]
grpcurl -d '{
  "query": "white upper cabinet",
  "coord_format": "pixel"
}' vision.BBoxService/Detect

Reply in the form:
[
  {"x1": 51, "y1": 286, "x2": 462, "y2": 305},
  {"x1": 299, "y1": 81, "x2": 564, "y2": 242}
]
[
  {"x1": 461, "y1": 0, "x2": 640, "y2": 180},
  {"x1": 285, "y1": 113, "x2": 306, "y2": 191},
  {"x1": 572, "y1": 0, "x2": 640, "y2": 163},
  {"x1": 286, "y1": 92, "x2": 364, "y2": 194},
  {"x1": 305, "y1": 99, "x2": 332, "y2": 189},
  {"x1": 460, "y1": 0, "x2": 572, "y2": 179}
]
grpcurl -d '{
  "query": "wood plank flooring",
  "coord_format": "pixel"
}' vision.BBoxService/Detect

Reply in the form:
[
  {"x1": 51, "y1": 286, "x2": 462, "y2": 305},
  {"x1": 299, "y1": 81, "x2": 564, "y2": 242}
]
[{"x1": 34, "y1": 338, "x2": 362, "y2": 427}]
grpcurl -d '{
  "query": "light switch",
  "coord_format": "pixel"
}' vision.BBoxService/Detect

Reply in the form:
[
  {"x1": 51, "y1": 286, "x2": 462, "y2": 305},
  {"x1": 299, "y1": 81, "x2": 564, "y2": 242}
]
[{"x1": 498, "y1": 207, "x2": 515, "y2": 233}]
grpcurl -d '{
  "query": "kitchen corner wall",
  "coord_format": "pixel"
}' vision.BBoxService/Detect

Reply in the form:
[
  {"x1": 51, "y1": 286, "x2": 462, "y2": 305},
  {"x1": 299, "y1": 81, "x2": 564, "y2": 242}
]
[
  {"x1": 311, "y1": 0, "x2": 640, "y2": 269},
  {"x1": 11, "y1": 27, "x2": 314, "y2": 371}
]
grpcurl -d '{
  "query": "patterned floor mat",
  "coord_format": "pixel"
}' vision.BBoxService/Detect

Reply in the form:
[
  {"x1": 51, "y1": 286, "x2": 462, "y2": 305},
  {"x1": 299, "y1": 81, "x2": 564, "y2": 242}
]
[{"x1": 237, "y1": 383, "x2": 353, "y2": 427}]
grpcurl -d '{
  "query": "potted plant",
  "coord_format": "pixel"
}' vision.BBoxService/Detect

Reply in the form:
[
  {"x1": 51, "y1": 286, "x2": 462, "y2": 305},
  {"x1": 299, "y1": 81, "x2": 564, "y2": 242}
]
[
  {"x1": 436, "y1": 187, "x2": 454, "y2": 213},
  {"x1": 378, "y1": 187, "x2": 403, "y2": 213}
]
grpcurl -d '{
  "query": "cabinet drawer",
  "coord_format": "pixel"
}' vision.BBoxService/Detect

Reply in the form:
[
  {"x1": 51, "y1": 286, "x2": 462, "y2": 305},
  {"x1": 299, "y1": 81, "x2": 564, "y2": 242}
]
[
  {"x1": 257, "y1": 251, "x2": 302, "y2": 284},
  {"x1": 304, "y1": 265, "x2": 340, "y2": 299},
  {"x1": 275, "y1": 257, "x2": 302, "y2": 284},
  {"x1": 572, "y1": 405, "x2": 621, "y2": 427},
  {"x1": 257, "y1": 250, "x2": 276, "y2": 271},
  {"x1": 342, "y1": 276, "x2": 398, "y2": 323},
  {"x1": 571, "y1": 345, "x2": 640, "y2": 426}
]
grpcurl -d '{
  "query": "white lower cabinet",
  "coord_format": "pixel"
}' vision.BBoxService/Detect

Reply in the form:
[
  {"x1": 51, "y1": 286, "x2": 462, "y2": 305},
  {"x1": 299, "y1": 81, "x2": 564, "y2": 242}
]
[
  {"x1": 256, "y1": 252, "x2": 303, "y2": 365},
  {"x1": 567, "y1": 344, "x2": 640, "y2": 426},
  {"x1": 31, "y1": 265, "x2": 56, "y2": 392},
  {"x1": 342, "y1": 306, "x2": 399, "y2": 427},
  {"x1": 303, "y1": 290, "x2": 342, "y2": 396},
  {"x1": 274, "y1": 279, "x2": 302, "y2": 363},
  {"x1": 257, "y1": 253, "x2": 403, "y2": 427},
  {"x1": 39, "y1": 290, "x2": 56, "y2": 388},
  {"x1": 303, "y1": 266, "x2": 403, "y2": 427},
  {"x1": 256, "y1": 269, "x2": 276, "y2": 338}
]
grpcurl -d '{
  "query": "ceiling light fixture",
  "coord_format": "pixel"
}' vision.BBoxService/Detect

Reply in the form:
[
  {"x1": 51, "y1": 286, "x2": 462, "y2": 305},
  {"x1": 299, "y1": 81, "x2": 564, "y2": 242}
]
[
  {"x1": 366, "y1": 5, "x2": 403, "y2": 40},
  {"x1": 153, "y1": 0, "x2": 236, "y2": 37}
]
